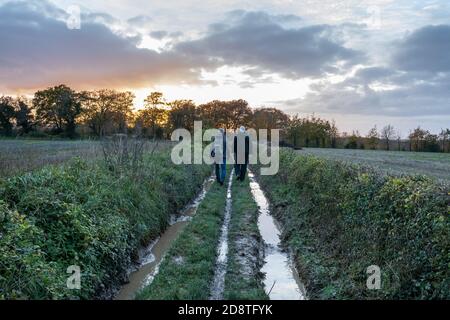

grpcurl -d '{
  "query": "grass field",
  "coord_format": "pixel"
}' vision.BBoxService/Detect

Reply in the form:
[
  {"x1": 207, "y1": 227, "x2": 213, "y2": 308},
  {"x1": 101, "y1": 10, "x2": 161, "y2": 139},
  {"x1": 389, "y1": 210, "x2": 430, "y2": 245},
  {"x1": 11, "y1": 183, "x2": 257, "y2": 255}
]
[
  {"x1": 0, "y1": 139, "x2": 174, "y2": 177},
  {"x1": 300, "y1": 148, "x2": 450, "y2": 183},
  {"x1": 0, "y1": 139, "x2": 101, "y2": 177}
]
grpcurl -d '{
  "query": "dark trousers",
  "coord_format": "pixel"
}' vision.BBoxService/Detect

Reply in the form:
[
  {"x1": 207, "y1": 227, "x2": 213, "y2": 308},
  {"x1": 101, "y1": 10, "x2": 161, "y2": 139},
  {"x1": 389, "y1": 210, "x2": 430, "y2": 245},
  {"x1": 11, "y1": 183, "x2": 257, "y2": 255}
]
[
  {"x1": 215, "y1": 164, "x2": 226, "y2": 184},
  {"x1": 234, "y1": 163, "x2": 248, "y2": 181}
]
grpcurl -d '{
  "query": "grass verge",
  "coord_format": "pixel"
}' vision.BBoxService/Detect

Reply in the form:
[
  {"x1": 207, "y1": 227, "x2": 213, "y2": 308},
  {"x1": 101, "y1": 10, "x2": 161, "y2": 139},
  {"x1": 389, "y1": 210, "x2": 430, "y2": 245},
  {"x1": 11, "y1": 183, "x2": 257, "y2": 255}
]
[
  {"x1": 223, "y1": 174, "x2": 268, "y2": 300},
  {"x1": 136, "y1": 169, "x2": 230, "y2": 300},
  {"x1": 256, "y1": 149, "x2": 449, "y2": 299},
  {"x1": 0, "y1": 150, "x2": 210, "y2": 299}
]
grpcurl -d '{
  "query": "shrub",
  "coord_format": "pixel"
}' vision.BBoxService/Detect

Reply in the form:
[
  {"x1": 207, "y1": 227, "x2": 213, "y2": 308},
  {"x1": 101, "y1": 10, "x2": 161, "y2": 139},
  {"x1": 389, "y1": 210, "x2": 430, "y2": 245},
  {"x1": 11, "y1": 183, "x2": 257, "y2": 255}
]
[{"x1": 0, "y1": 150, "x2": 210, "y2": 299}]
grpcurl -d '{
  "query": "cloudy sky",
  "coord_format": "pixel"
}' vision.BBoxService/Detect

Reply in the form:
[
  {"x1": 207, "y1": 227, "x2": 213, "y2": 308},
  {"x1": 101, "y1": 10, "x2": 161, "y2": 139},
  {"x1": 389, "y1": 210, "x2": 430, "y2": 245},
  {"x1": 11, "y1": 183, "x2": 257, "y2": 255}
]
[{"x1": 0, "y1": 0, "x2": 449, "y2": 135}]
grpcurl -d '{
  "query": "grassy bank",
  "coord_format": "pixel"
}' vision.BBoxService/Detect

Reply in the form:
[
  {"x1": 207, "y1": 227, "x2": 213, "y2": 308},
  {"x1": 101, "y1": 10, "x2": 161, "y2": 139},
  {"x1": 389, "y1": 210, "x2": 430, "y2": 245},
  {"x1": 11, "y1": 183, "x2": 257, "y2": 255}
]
[
  {"x1": 223, "y1": 175, "x2": 268, "y2": 300},
  {"x1": 0, "y1": 150, "x2": 210, "y2": 299},
  {"x1": 137, "y1": 169, "x2": 230, "y2": 300},
  {"x1": 257, "y1": 149, "x2": 449, "y2": 299}
]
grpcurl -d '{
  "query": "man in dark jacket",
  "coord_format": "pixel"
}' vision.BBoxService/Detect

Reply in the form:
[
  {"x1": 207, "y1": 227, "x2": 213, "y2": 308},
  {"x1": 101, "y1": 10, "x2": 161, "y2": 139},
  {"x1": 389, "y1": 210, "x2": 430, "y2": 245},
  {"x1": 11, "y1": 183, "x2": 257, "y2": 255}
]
[
  {"x1": 233, "y1": 126, "x2": 250, "y2": 181},
  {"x1": 211, "y1": 128, "x2": 227, "y2": 185}
]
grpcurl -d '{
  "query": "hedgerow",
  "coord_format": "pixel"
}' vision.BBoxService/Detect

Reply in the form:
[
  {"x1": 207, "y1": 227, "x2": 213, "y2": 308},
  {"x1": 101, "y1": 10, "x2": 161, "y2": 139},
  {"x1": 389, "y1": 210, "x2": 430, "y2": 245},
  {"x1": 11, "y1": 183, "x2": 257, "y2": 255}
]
[
  {"x1": 256, "y1": 149, "x2": 449, "y2": 299},
  {"x1": 0, "y1": 151, "x2": 210, "y2": 299}
]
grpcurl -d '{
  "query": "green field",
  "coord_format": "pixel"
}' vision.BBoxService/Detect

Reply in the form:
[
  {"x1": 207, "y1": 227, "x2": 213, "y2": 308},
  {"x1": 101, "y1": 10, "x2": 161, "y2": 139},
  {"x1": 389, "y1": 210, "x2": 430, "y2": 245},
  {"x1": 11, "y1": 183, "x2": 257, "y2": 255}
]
[
  {"x1": 300, "y1": 148, "x2": 450, "y2": 183},
  {"x1": 0, "y1": 139, "x2": 100, "y2": 177}
]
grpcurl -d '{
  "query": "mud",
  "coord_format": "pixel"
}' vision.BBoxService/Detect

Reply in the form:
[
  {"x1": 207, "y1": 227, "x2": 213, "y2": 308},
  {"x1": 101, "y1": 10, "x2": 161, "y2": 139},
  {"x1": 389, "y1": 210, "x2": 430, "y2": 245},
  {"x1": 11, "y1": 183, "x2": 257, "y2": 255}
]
[
  {"x1": 248, "y1": 171, "x2": 307, "y2": 300},
  {"x1": 114, "y1": 175, "x2": 215, "y2": 300},
  {"x1": 209, "y1": 170, "x2": 234, "y2": 300}
]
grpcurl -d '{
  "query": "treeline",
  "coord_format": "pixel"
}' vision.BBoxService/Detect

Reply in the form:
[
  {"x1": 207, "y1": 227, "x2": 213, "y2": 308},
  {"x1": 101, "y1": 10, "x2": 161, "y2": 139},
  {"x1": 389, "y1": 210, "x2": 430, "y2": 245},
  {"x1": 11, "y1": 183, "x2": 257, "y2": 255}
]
[{"x1": 1, "y1": 84, "x2": 449, "y2": 152}]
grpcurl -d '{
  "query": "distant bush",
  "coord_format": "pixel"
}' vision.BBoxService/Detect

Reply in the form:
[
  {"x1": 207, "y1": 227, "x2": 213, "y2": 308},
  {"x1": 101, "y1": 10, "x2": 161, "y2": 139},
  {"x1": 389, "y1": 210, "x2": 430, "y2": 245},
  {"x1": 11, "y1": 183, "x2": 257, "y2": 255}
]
[
  {"x1": 0, "y1": 151, "x2": 210, "y2": 299},
  {"x1": 257, "y1": 149, "x2": 449, "y2": 299}
]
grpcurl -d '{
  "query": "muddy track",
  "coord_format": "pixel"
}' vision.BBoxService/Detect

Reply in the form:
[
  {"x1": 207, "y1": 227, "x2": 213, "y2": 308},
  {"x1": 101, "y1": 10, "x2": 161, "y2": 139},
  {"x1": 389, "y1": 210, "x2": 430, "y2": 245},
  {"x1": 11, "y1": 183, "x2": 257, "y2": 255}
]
[
  {"x1": 115, "y1": 175, "x2": 215, "y2": 300},
  {"x1": 223, "y1": 173, "x2": 267, "y2": 300},
  {"x1": 209, "y1": 170, "x2": 234, "y2": 300},
  {"x1": 117, "y1": 167, "x2": 306, "y2": 300},
  {"x1": 248, "y1": 171, "x2": 306, "y2": 300}
]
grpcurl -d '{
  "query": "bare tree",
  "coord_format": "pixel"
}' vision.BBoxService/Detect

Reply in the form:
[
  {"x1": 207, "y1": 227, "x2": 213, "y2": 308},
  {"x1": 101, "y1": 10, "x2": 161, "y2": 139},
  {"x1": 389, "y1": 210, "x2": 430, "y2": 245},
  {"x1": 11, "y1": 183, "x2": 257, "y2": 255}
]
[{"x1": 381, "y1": 124, "x2": 395, "y2": 151}]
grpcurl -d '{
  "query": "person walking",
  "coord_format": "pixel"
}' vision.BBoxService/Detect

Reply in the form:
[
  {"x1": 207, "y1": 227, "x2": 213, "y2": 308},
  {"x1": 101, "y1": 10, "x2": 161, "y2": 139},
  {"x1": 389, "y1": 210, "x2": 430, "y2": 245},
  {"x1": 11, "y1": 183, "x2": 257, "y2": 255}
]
[
  {"x1": 233, "y1": 126, "x2": 250, "y2": 181},
  {"x1": 211, "y1": 128, "x2": 227, "y2": 185}
]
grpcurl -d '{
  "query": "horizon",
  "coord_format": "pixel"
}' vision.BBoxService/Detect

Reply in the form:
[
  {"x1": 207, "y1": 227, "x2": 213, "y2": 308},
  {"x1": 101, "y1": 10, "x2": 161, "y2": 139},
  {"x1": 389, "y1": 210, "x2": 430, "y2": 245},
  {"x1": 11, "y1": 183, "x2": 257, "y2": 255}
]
[{"x1": 1, "y1": 0, "x2": 449, "y2": 136}]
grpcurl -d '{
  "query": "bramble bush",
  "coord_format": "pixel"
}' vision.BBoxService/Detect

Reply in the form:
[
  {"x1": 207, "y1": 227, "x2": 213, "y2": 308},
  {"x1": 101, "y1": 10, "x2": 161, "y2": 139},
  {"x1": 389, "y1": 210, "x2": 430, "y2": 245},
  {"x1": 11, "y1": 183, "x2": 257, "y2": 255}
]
[
  {"x1": 0, "y1": 150, "x2": 210, "y2": 299},
  {"x1": 257, "y1": 149, "x2": 449, "y2": 299}
]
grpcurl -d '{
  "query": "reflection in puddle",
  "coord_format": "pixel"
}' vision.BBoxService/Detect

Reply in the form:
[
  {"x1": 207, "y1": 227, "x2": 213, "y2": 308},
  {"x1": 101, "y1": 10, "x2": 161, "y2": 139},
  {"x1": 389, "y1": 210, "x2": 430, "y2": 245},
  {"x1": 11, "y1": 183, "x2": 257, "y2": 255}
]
[
  {"x1": 114, "y1": 175, "x2": 215, "y2": 300},
  {"x1": 248, "y1": 171, "x2": 306, "y2": 300},
  {"x1": 209, "y1": 170, "x2": 234, "y2": 300}
]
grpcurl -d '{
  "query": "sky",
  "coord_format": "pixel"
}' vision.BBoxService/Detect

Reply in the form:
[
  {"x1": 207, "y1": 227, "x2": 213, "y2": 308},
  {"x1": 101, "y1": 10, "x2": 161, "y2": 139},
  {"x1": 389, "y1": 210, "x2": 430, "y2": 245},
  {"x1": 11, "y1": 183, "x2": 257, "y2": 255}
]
[{"x1": 0, "y1": 0, "x2": 449, "y2": 136}]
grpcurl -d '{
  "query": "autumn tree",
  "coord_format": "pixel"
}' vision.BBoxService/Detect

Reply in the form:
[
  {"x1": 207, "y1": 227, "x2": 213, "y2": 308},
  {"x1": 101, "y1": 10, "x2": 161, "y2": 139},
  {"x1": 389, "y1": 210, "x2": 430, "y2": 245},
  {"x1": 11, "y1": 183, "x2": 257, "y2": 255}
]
[
  {"x1": 0, "y1": 96, "x2": 15, "y2": 136},
  {"x1": 167, "y1": 99, "x2": 197, "y2": 132},
  {"x1": 253, "y1": 107, "x2": 289, "y2": 134},
  {"x1": 227, "y1": 99, "x2": 253, "y2": 130},
  {"x1": 137, "y1": 92, "x2": 168, "y2": 139},
  {"x1": 329, "y1": 120, "x2": 339, "y2": 148},
  {"x1": 366, "y1": 126, "x2": 379, "y2": 150},
  {"x1": 439, "y1": 129, "x2": 450, "y2": 152},
  {"x1": 33, "y1": 85, "x2": 82, "y2": 138},
  {"x1": 15, "y1": 97, "x2": 35, "y2": 135},
  {"x1": 80, "y1": 90, "x2": 135, "y2": 136},
  {"x1": 409, "y1": 127, "x2": 427, "y2": 152}
]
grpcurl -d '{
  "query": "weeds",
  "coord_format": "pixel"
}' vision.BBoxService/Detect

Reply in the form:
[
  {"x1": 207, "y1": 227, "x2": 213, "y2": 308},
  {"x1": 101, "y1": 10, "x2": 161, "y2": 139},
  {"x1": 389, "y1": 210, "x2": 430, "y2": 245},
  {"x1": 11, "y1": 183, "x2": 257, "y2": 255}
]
[{"x1": 0, "y1": 148, "x2": 210, "y2": 299}]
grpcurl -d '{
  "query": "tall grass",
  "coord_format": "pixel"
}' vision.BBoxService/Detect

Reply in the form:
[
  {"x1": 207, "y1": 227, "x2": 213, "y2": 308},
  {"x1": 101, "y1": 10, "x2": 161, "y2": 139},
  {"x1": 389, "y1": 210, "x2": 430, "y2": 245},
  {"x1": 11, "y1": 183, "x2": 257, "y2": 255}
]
[{"x1": 0, "y1": 149, "x2": 210, "y2": 299}]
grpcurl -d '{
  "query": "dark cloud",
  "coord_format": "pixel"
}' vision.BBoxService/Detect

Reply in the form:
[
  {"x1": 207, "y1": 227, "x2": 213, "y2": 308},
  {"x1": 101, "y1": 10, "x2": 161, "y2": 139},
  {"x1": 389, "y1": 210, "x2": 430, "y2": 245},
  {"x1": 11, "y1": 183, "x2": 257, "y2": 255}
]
[
  {"x1": 0, "y1": 1, "x2": 209, "y2": 91},
  {"x1": 393, "y1": 25, "x2": 450, "y2": 73},
  {"x1": 174, "y1": 11, "x2": 364, "y2": 79},
  {"x1": 281, "y1": 65, "x2": 450, "y2": 117},
  {"x1": 276, "y1": 23, "x2": 450, "y2": 118},
  {"x1": 149, "y1": 30, "x2": 168, "y2": 40},
  {"x1": 0, "y1": 3, "x2": 366, "y2": 92},
  {"x1": 127, "y1": 15, "x2": 152, "y2": 28}
]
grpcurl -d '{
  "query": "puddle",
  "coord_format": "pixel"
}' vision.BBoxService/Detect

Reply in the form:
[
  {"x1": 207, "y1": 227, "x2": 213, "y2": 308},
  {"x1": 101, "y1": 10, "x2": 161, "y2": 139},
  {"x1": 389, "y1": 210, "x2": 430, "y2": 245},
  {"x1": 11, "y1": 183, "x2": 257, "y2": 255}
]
[
  {"x1": 209, "y1": 170, "x2": 234, "y2": 300},
  {"x1": 114, "y1": 175, "x2": 215, "y2": 300},
  {"x1": 248, "y1": 171, "x2": 307, "y2": 300}
]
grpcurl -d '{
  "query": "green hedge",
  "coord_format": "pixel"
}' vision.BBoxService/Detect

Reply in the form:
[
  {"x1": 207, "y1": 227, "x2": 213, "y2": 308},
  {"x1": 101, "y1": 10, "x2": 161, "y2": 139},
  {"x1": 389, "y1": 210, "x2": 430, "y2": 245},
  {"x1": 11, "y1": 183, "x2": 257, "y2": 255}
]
[
  {"x1": 257, "y1": 149, "x2": 449, "y2": 299},
  {"x1": 0, "y1": 151, "x2": 210, "y2": 299}
]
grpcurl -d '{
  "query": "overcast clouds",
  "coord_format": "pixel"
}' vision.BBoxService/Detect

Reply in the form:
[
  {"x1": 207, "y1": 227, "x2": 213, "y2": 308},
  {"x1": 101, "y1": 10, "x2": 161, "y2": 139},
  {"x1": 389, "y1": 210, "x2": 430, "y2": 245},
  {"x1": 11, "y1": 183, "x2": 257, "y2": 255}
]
[{"x1": 0, "y1": 0, "x2": 449, "y2": 134}]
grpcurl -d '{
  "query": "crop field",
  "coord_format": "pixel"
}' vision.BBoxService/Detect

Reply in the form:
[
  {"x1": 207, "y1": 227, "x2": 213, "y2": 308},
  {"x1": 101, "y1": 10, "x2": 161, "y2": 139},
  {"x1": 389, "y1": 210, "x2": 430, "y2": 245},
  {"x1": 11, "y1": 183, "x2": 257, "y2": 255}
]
[
  {"x1": 0, "y1": 139, "x2": 101, "y2": 177},
  {"x1": 299, "y1": 148, "x2": 450, "y2": 183},
  {"x1": 0, "y1": 139, "x2": 173, "y2": 177}
]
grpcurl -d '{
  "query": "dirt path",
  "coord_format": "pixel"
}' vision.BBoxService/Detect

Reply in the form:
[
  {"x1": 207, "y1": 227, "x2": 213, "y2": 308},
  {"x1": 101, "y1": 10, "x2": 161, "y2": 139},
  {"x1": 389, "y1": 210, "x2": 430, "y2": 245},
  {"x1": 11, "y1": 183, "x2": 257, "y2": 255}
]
[
  {"x1": 209, "y1": 169, "x2": 234, "y2": 300},
  {"x1": 248, "y1": 171, "x2": 306, "y2": 300},
  {"x1": 120, "y1": 167, "x2": 306, "y2": 300}
]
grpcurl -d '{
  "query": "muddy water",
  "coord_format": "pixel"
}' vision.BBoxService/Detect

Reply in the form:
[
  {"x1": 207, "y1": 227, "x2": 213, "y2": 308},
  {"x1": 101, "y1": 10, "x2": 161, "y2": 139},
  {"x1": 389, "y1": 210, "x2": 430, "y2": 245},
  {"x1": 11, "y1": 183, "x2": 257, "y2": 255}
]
[
  {"x1": 209, "y1": 170, "x2": 234, "y2": 300},
  {"x1": 248, "y1": 171, "x2": 306, "y2": 300},
  {"x1": 114, "y1": 175, "x2": 215, "y2": 300}
]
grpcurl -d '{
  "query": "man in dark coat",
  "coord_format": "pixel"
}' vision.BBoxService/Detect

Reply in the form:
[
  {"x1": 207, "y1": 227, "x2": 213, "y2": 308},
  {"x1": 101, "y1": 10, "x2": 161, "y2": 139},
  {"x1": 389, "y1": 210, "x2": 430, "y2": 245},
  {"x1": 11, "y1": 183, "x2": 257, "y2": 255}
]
[
  {"x1": 211, "y1": 128, "x2": 227, "y2": 185},
  {"x1": 233, "y1": 126, "x2": 250, "y2": 181}
]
